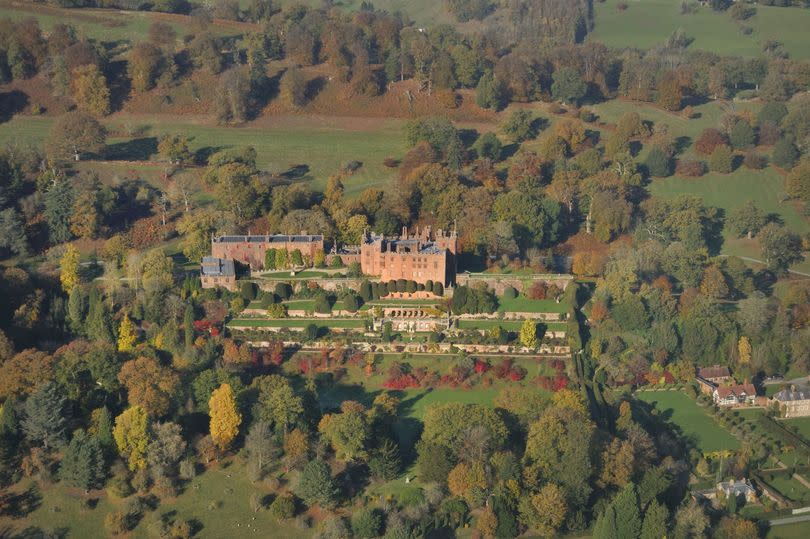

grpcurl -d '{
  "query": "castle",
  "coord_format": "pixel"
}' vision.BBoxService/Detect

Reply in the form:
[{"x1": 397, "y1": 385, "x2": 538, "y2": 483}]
[{"x1": 201, "y1": 226, "x2": 458, "y2": 290}]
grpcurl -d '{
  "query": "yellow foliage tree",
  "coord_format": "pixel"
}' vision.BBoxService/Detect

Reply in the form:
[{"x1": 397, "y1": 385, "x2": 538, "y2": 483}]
[
  {"x1": 117, "y1": 313, "x2": 136, "y2": 353},
  {"x1": 447, "y1": 461, "x2": 487, "y2": 503},
  {"x1": 209, "y1": 383, "x2": 242, "y2": 450},
  {"x1": 551, "y1": 388, "x2": 588, "y2": 416},
  {"x1": 71, "y1": 64, "x2": 111, "y2": 116},
  {"x1": 519, "y1": 319, "x2": 538, "y2": 349},
  {"x1": 738, "y1": 336, "x2": 752, "y2": 364},
  {"x1": 113, "y1": 406, "x2": 149, "y2": 471},
  {"x1": 60, "y1": 244, "x2": 80, "y2": 294}
]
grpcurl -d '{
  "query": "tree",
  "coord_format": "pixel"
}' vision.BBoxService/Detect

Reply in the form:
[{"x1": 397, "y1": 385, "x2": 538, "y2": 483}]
[
  {"x1": 700, "y1": 266, "x2": 729, "y2": 299},
  {"x1": 23, "y1": 382, "x2": 69, "y2": 450},
  {"x1": 128, "y1": 42, "x2": 170, "y2": 92},
  {"x1": 695, "y1": 128, "x2": 727, "y2": 156},
  {"x1": 269, "y1": 493, "x2": 296, "y2": 521},
  {"x1": 738, "y1": 335, "x2": 752, "y2": 365},
  {"x1": 215, "y1": 67, "x2": 251, "y2": 124},
  {"x1": 475, "y1": 132, "x2": 502, "y2": 161},
  {"x1": 518, "y1": 483, "x2": 568, "y2": 536},
  {"x1": 645, "y1": 146, "x2": 672, "y2": 177},
  {"x1": 656, "y1": 71, "x2": 683, "y2": 111},
  {"x1": 351, "y1": 508, "x2": 383, "y2": 539},
  {"x1": 297, "y1": 459, "x2": 339, "y2": 509},
  {"x1": 280, "y1": 66, "x2": 307, "y2": 108},
  {"x1": 60, "y1": 244, "x2": 80, "y2": 294},
  {"x1": 0, "y1": 349, "x2": 54, "y2": 399},
  {"x1": 759, "y1": 223, "x2": 803, "y2": 273},
  {"x1": 118, "y1": 356, "x2": 180, "y2": 417},
  {"x1": 114, "y1": 406, "x2": 149, "y2": 471},
  {"x1": 416, "y1": 441, "x2": 455, "y2": 484},
  {"x1": 594, "y1": 484, "x2": 642, "y2": 539},
  {"x1": 0, "y1": 208, "x2": 28, "y2": 257},
  {"x1": 244, "y1": 420, "x2": 275, "y2": 479},
  {"x1": 640, "y1": 500, "x2": 669, "y2": 539},
  {"x1": 502, "y1": 109, "x2": 536, "y2": 142},
  {"x1": 71, "y1": 64, "x2": 110, "y2": 116},
  {"x1": 519, "y1": 319, "x2": 538, "y2": 348},
  {"x1": 709, "y1": 144, "x2": 733, "y2": 173},
  {"x1": 552, "y1": 67, "x2": 586, "y2": 106},
  {"x1": 368, "y1": 438, "x2": 401, "y2": 481},
  {"x1": 117, "y1": 313, "x2": 136, "y2": 353},
  {"x1": 157, "y1": 134, "x2": 192, "y2": 165},
  {"x1": 46, "y1": 111, "x2": 106, "y2": 161},
  {"x1": 476, "y1": 71, "x2": 505, "y2": 110},
  {"x1": 252, "y1": 375, "x2": 304, "y2": 433},
  {"x1": 209, "y1": 383, "x2": 241, "y2": 451},
  {"x1": 60, "y1": 430, "x2": 106, "y2": 491},
  {"x1": 147, "y1": 421, "x2": 186, "y2": 477},
  {"x1": 728, "y1": 200, "x2": 765, "y2": 239},
  {"x1": 787, "y1": 159, "x2": 810, "y2": 202},
  {"x1": 770, "y1": 135, "x2": 796, "y2": 169},
  {"x1": 730, "y1": 120, "x2": 755, "y2": 149},
  {"x1": 422, "y1": 403, "x2": 508, "y2": 455},
  {"x1": 319, "y1": 402, "x2": 371, "y2": 462}
]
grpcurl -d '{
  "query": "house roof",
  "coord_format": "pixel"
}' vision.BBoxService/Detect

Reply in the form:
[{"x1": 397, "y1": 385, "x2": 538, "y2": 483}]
[
  {"x1": 773, "y1": 387, "x2": 810, "y2": 402},
  {"x1": 716, "y1": 383, "x2": 756, "y2": 399},
  {"x1": 698, "y1": 365, "x2": 731, "y2": 379},
  {"x1": 213, "y1": 234, "x2": 323, "y2": 244},
  {"x1": 201, "y1": 256, "x2": 235, "y2": 277}
]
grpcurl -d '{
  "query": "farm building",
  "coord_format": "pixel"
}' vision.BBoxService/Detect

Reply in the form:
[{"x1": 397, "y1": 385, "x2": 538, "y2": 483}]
[{"x1": 771, "y1": 386, "x2": 810, "y2": 418}]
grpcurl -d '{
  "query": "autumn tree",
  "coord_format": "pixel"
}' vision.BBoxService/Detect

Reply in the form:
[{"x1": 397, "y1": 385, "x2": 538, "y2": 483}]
[
  {"x1": 46, "y1": 111, "x2": 106, "y2": 161},
  {"x1": 699, "y1": 265, "x2": 729, "y2": 299},
  {"x1": 318, "y1": 401, "x2": 371, "y2": 462},
  {"x1": 280, "y1": 66, "x2": 307, "y2": 108},
  {"x1": 215, "y1": 67, "x2": 251, "y2": 124},
  {"x1": 128, "y1": 42, "x2": 172, "y2": 92},
  {"x1": 738, "y1": 335, "x2": 752, "y2": 365},
  {"x1": 114, "y1": 406, "x2": 149, "y2": 471},
  {"x1": 0, "y1": 349, "x2": 54, "y2": 399},
  {"x1": 519, "y1": 319, "x2": 539, "y2": 349},
  {"x1": 656, "y1": 71, "x2": 683, "y2": 111},
  {"x1": 71, "y1": 64, "x2": 110, "y2": 116},
  {"x1": 60, "y1": 244, "x2": 80, "y2": 294},
  {"x1": 157, "y1": 134, "x2": 192, "y2": 165},
  {"x1": 117, "y1": 313, "x2": 136, "y2": 353},
  {"x1": 518, "y1": 483, "x2": 568, "y2": 536},
  {"x1": 709, "y1": 144, "x2": 733, "y2": 173},
  {"x1": 118, "y1": 356, "x2": 180, "y2": 417},
  {"x1": 209, "y1": 383, "x2": 242, "y2": 451}
]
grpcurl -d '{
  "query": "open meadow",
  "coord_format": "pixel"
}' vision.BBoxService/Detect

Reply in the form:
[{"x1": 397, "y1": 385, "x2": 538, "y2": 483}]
[
  {"x1": 590, "y1": 0, "x2": 810, "y2": 59},
  {"x1": 635, "y1": 390, "x2": 740, "y2": 453}
]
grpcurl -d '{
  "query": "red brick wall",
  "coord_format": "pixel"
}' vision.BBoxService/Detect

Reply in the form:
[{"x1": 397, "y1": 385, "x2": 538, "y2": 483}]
[{"x1": 212, "y1": 238, "x2": 323, "y2": 269}]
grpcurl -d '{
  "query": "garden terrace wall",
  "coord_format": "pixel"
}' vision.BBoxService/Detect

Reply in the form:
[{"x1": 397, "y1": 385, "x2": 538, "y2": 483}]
[
  {"x1": 456, "y1": 273, "x2": 574, "y2": 295},
  {"x1": 241, "y1": 340, "x2": 571, "y2": 356}
]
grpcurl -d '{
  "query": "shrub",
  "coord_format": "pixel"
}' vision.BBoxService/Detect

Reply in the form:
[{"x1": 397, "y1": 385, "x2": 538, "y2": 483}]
[
  {"x1": 645, "y1": 146, "x2": 672, "y2": 177},
  {"x1": 314, "y1": 294, "x2": 331, "y2": 314},
  {"x1": 269, "y1": 493, "x2": 296, "y2": 521},
  {"x1": 743, "y1": 151, "x2": 766, "y2": 170},
  {"x1": 351, "y1": 508, "x2": 383, "y2": 539},
  {"x1": 773, "y1": 137, "x2": 798, "y2": 169},
  {"x1": 695, "y1": 128, "x2": 727, "y2": 155},
  {"x1": 105, "y1": 511, "x2": 130, "y2": 535},
  {"x1": 759, "y1": 102, "x2": 788, "y2": 127},
  {"x1": 240, "y1": 282, "x2": 258, "y2": 302},
  {"x1": 676, "y1": 159, "x2": 707, "y2": 177},
  {"x1": 709, "y1": 144, "x2": 734, "y2": 173},
  {"x1": 433, "y1": 282, "x2": 444, "y2": 296},
  {"x1": 730, "y1": 120, "x2": 755, "y2": 149},
  {"x1": 475, "y1": 132, "x2": 503, "y2": 161},
  {"x1": 382, "y1": 157, "x2": 399, "y2": 168},
  {"x1": 343, "y1": 294, "x2": 359, "y2": 313},
  {"x1": 579, "y1": 109, "x2": 596, "y2": 123},
  {"x1": 274, "y1": 282, "x2": 292, "y2": 300}
]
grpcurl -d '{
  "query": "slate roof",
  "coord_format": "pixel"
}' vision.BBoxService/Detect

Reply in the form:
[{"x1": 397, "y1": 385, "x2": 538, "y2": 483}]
[
  {"x1": 201, "y1": 256, "x2": 235, "y2": 277},
  {"x1": 773, "y1": 387, "x2": 810, "y2": 402}
]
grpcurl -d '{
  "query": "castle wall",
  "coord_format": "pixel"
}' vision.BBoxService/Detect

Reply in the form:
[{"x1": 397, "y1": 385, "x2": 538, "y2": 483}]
[{"x1": 212, "y1": 236, "x2": 323, "y2": 270}]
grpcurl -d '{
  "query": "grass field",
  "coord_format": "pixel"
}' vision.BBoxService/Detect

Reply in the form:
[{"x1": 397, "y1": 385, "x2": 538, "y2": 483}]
[
  {"x1": 767, "y1": 521, "x2": 810, "y2": 539},
  {"x1": 635, "y1": 390, "x2": 740, "y2": 453},
  {"x1": 590, "y1": 0, "x2": 810, "y2": 59},
  {"x1": 0, "y1": 114, "x2": 407, "y2": 195},
  {"x1": 497, "y1": 296, "x2": 569, "y2": 314},
  {"x1": 273, "y1": 0, "x2": 456, "y2": 27},
  {"x1": 783, "y1": 418, "x2": 810, "y2": 445},
  {"x1": 649, "y1": 167, "x2": 810, "y2": 272},
  {"x1": 764, "y1": 473, "x2": 810, "y2": 504},
  {"x1": 227, "y1": 318, "x2": 366, "y2": 328},
  {"x1": 457, "y1": 319, "x2": 567, "y2": 332}
]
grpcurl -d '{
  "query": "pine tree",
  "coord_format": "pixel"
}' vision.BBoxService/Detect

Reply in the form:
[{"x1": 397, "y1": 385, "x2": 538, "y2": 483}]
[
  {"x1": 297, "y1": 459, "x2": 339, "y2": 509},
  {"x1": 640, "y1": 499, "x2": 669, "y2": 539},
  {"x1": 22, "y1": 382, "x2": 69, "y2": 450},
  {"x1": 67, "y1": 284, "x2": 87, "y2": 333},
  {"x1": 368, "y1": 438, "x2": 402, "y2": 481},
  {"x1": 184, "y1": 305, "x2": 195, "y2": 350},
  {"x1": 86, "y1": 289, "x2": 114, "y2": 343},
  {"x1": 209, "y1": 383, "x2": 242, "y2": 450},
  {"x1": 59, "y1": 430, "x2": 106, "y2": 491},
  {"x1": 94, "y1": 405, "x2": 114, "y2": 451},
  {"x1": 44, "y1": 174, "x2": 75, "y2": 243},
  {"x1": 117, "y1": 313, "x2": 136, "y2": 353},
  {"x1": 0, "y1": 399, "x2": 21, "y2": 481},
  {"x1": 613, "y1": 484, "x2": 642, "y2": 538},
  {"x1": 60, "y1": 244, "x2": 80, "y2": 294}
]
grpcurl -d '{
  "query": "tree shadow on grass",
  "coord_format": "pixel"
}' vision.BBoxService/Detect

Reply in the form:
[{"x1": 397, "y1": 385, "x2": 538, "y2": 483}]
[
  {"x1": 0, "y1": 90, "x2": 29, "y2": 123},
  {"x1": 104, "y1": 137, "x2": 158, "y2": 161},
  {"x1": 194, "y1": 146, "x2": 230, "y2": 165},
  {"x1": 0, "y1": 485, "x2": 42, "y2": 518}
]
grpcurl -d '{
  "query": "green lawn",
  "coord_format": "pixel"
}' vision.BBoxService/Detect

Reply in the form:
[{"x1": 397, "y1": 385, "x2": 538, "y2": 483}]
[
  {"x1": 457, "y1": 319, "x2": 566, "y2": 332},
  {"x1": 768, "y1": 521, "x2": 810, "y2": 539},
  {"x1": 590, "y1": 0, "x2": 810, "y2": 59},
  {"x1": 227, "y1": 318, "x2": 366, "y2": 329},
  {"x1": 273, "y1": 0, "x2": 456, "y2": 27},
  {"x1": 649, "y1": 168, "x2": 810, "y2": 272},
  {"x1": 497, "y1": 296, "x2": 569, "y2": 314},
  {"x1": 783, "y1": 418, "x2": 810, "y2": 445},
  {"x1": 764, "y1": 473, "x2": 810, "y2": 504},
  {"x1": 0, "y1": 114, "x2": 407, "y2": 195},
  {"x1": 635, "y1": 390, "x2": 740, "y2": 453}
]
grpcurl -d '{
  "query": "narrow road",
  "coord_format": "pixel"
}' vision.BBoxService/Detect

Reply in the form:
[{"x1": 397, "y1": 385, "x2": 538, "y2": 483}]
[
  {"x1": 769, "y1": 514, "x2": 810, "y2": 526},
  {"x1": 717, "y1": 255, "x2": 810, "y2": 277}
]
